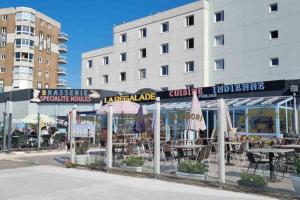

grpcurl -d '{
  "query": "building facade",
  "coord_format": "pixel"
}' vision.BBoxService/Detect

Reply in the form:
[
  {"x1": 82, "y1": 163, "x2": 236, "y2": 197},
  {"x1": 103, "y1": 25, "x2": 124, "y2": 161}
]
[
  {"x1": 81, "y1": 0, "x2": 300, "y2": 93},
  {"x1": 0, "y1": 7, "x2": 68, "y2": 92}
]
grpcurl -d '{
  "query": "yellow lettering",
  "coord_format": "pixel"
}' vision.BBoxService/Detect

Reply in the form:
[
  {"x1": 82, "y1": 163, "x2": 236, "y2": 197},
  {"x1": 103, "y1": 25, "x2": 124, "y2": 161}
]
[{"x1": 42, "y1": 90, "x2": 46, "y2": 95}]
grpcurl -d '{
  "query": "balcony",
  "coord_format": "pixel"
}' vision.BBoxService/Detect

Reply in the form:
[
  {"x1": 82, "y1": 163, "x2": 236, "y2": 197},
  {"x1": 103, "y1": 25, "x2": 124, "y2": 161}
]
[
  {"x1": 57, "y1": 67, "x2": 67, "y2": 75},
  {"x1": 57, "y1": 79, "x2": 67, "y2": 87},
  {"x1": 58, "y1": 32, "x2": 68, "y2": 42},
  {"x1": 58, "y1": 44, "x2": 68, "y2": 53},
  {"x1": 58, "y1": 55, "x2": 67, "y2": 64}
]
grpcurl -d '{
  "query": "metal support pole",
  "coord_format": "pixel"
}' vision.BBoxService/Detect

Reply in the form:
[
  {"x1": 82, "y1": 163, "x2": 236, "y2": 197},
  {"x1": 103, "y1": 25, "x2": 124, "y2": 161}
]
[
  {"x1": 285, "y1": 102, "x2": 288, "y2": 134},
  {"x1": 206, "y1": 110, "x2": 209, "y2": 139},
  {"x1": 7, "y1": 101, "x2": 13, "y2": 152},
  {"x1": 106, "y1": 105, "x2": 113, "y2": 171},
  {"x1": 174, "y1": 114, "x2": 177, "y2": 142},
  {"x1": 154, "y1": 97, "x2": 161, "y2": 176},
  {"x1": 245, "y1": 108, "x2": 249, "y2": 135},
  {"x1": 70, "y1": 106, "x2": 77, "y2": 164},
  {"x1": 218, "y1": 99, "x2": 226, "y2": 184},
  {"x1": 294, "y1": 93, "x2": 298, "y2": 134},
  {"x1": 165, "y1": 111, "x2": 170, "y2": 142},
  {"x1": 276, "y1": 105, "x2": 280, "y2": 137},
  {"x1": 37, "y1": 113, "x2": 41, "y2": 148}
]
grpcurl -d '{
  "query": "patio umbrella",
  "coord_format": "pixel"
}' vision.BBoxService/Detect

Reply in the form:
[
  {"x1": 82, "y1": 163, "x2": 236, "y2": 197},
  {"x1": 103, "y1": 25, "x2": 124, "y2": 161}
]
[
  {"x1": 186, "y1": 91, "x2": 206, "y2": 131},
  {"x1": 96, "y1": 101, "x2": 148, "y2": 115},
  {"x1": 133, "y1": 105, "x2": 146, "y2": 135},
  {"x1": 22, "y1": 114, "x2": 56, "y2": 125}
]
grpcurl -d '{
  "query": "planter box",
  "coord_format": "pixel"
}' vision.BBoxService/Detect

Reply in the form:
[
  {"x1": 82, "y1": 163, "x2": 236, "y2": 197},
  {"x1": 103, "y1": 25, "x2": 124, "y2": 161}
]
[
  {"x1": 122, "y1": 165, "x2": 143, "y2": 172},
  {"x1": 291, "y1": 175, "x2": 300, "y2": 196},
  {"x1": 176, "y1": 172, "x2": 207, "y2": 181},
  {"x1": 237, "y1": 180, "x2": 267, "y2": 189},
  {"x1": 75, "y1": 154, "x2": 88, "y2": 165}
]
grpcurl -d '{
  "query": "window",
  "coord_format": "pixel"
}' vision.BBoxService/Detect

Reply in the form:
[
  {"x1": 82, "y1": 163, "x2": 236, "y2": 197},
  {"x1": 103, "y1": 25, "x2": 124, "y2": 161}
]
[
  {"x1": 139, "y1": 48, "x2": 147, "y2": 59},
  {"x1": 47, "y1": 23, "x2": 52, "y2": 29},
  {"x1": 120, "y1": 52, "x2": 127, "y2": 62},
  {"x1": 46, "y1": 59, "x2": 49, "y2": 66},
  {"x1": 39, "y1": 32, "x2": 44, "y2": 50},
  {"x1": 160, "y1": 65, "x2": 169, "y2": 76},
  {"x1": 185, "y1": 15, "x2": 194, "y2": 26},
  {"x1": 45, "y1": 71, "x2": 49, "y2": 78},
  {"x1": 102, "y1": 75, "x2": 108, "y2": 84},
  {"x1": 0, "y1": 67, "x2": 5, "y2": 73},
  {"x1": 120, "y1": 72, "x2": 126, "y2": 81},
  {"x1": 269, "y1": 3, "x2": 278, "y2": 13},
  {"x1": 138, "y1": 68, "x2": 146, "y2": 79},
  {"x1": 185, "y1": 61, "x2": 194, "y2": 73},
  {"x1": 87, "y1": 60, "x2": 93, "y2": 68},
  {"x1": 37, "y1": 82, "x2": 42, "y2": 89},
  {"x1": 37, "y1": 69, "x2": 42, "y2": 76},
  {"x1": 40, "y1": 19, "x2": 44, "y2": 26},
  {"x1": 215, "y1": 10, "x2": 224, "y2": 22},
  {"x1": 186, "y1": 84, "x2": 194, "y2": 90},
  {"x1": 1, "y1": 15, "x2": 7, "y2": 21},
  {"x1": 185, "y1": 38, "x2": 194, "y2": 50},
  {"x1": 46, "y1": 35, "x2": 51, "y2": 52},
  {"x1": 139, "y1": 28, "x2": 147, "y2": 38},
  {"x1": 120, "y1": 33, "x2": 127, "y2": 43},
  {"x1": 270, "y1": 30, "x2": 278, "y2": 39},
  {"x1": 161, "y1": 43, "x2": 169, "y2": 54},
  {"x1": 15, "y1": 52, "x2": 34, "y2": 62},
  {"x1": 160, "y1": 87, "x2": 168, "y2": 91},
  {"x1": 13, "y1": 66, "x2": 33, "y2": 75},
  {"x1": 214, "y1": 34, "x2": 224, "y2": 46},
  {"x1": 38, "y1": 57, "x2": 42, "y2": 63},
  {"x1": 16, "y1": 12, "x2": 35, "y2": 22},
  {"x1": 86, "y1": 77, "x2": 92, "y2": 86},
  {"x1": 1, "y1": 27, "x2": 7, "y2": 47},
  {"x1": 103, "y1": 56, "x2": 109, "y2": 66},
  {"x1": 161, "y1": 22, "x2": 169, "y2": 33},
  {"x1": 1, "y1": 27, "x2": 6, "y2": 34},
  {"x1": 0, "y1": 80, "x2": 3, "y2": 91},
  {"x1": 1, "y1": 54, "x2": 5, "y2": 60},
  {"x1": 270, "y1": 57, "x2": 279, "y2": 67},
  {"x1": 45, "y1": 84, "x2": 49, "y2": 89},
  {"x1": 215, "y1": 59, "x2": 225, "y2": 70},
  {"x1": 16, "y1": 25, "x2": 34, "y2": 36},
  {"x1": 15, "y1": 39, "x2": 35, "y2": 49}
]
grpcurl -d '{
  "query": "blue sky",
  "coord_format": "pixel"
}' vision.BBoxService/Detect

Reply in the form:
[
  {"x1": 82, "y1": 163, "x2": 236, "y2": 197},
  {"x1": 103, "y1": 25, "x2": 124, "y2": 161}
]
[{"x1": 0, "y1": 0, "x2": 197, "y2": 88}]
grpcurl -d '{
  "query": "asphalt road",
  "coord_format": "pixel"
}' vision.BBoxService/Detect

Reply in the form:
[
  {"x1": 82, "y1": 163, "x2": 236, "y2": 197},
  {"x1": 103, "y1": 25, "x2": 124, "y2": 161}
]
[{"x1": 0, "y1": 165, "x2": 277, "y2": 200}]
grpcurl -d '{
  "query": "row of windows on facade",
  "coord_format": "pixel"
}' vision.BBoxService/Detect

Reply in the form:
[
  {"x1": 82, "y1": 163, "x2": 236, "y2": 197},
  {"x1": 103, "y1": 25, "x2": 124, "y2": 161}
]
[
  {"x1": 119, "y1": 15, "x2": 194, "y2": 43},
  {"x1": 86, "y1": 38, "x2": 194, "y2": 68},
  {"x1": 1, "y1": 12, "x2": 53, "y2": 29},
  {"x1": 86, "y1": 55, "x2": 280, "y2": 86},
  {"x1": 14, "y1": 52, "x2": 51, "y2": 65},
  {"x1": 0, "y1": 25, "x2": 52, "y2": 52},
  {"x1": 0, "y1": 65, "x2": 49, "y2": 77},
  {"x1": 86, "y1": 61, "x2": 195, "y2": 86}
]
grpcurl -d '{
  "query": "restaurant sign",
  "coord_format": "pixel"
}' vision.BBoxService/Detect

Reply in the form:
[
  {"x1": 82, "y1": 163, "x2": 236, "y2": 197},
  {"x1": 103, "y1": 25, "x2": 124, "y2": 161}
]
[
  {"x1": 104, "y1": 92, "x2": 156, "y2": 104},
  {"x1": 30, "y1": 89, "x2": 102, "y2": 103},
  {"x1": 157, "y1": 80, "x2": 285, "y2": 100}
]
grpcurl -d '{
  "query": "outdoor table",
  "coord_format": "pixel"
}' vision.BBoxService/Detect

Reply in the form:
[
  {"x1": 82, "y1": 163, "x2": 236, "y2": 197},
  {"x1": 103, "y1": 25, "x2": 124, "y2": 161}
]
[
  {"x1": 273, "y1": 145, "x2": 300, "y2": 152},
  {"x1": 247, "y1": 148, "x2": 294, "y2": 180}
]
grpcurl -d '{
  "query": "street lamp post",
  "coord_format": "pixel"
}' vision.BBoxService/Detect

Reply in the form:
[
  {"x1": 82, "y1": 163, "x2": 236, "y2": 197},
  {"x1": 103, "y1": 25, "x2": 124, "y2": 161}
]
[{"x1": 290, "y1": 85, "x2": 299, "y2": 134}]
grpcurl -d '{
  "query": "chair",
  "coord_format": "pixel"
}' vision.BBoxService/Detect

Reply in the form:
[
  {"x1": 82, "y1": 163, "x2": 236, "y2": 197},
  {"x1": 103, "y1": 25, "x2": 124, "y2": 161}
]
[
  {"x1": 232, "y1": 143, "x2": 247, "y2": 166},
  {"x1": 191, "y1": 146, "x2": 207, "y2": 162},
  {"x1": 246, "y1": 152, "x2": 268, "y2": 175},
  {"x1": 162, "y1": 144, "x2": 175, "y2": 171}
]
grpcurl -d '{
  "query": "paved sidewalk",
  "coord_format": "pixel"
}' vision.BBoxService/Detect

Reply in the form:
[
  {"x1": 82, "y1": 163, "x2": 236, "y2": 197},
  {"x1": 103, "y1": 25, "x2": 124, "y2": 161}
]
[{"x1": 0, "y1": 165, "x2": 276, "y2": 200}]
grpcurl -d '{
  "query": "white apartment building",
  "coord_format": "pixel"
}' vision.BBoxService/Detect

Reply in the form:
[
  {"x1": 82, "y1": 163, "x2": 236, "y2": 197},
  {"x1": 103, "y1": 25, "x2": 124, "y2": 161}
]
[{"x1": 81, "y1": 0, "x2": 300, "y2": 93}]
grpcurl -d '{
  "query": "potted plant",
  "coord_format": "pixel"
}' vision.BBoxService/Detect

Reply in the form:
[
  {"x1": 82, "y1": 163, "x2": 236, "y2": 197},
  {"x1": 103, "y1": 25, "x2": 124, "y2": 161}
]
[
  {"x1": 176, "y1": 160, "x2": 208, "y2": 181},
  {"x1": 237, "y1": 172, "x2": 268, "y2": 189},
  {"x1": 122, "y1": 156, "x2": 144, "y2": 172},
  {"x1": 291, "y1": 157, "x2": 300, "y2": 196}
]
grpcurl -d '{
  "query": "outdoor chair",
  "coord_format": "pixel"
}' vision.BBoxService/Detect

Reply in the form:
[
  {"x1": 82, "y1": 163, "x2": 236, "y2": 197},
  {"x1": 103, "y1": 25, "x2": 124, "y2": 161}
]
[
  {"x1": 273, "y1": 152, "x2": 297, "y2": 179},
  {"x1": 190, "y1": 146, "x2": 206, "y2": 162},
  {"x1": 162, "y1": 144, "x2": 175, "y2": 171},
  {"x1": 246, "y1": 152, "x2": 268, "y2": 176},
  {"x1": 52, "y1": 134, "x2": 65, "y2": 149},
  {"x1": 231, "y1": 143, "x2": 247, "y2": 166}
]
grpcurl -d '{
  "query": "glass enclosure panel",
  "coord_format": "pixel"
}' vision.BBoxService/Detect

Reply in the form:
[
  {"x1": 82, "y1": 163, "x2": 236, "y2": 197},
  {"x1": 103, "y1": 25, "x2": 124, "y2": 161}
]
[
  {"x1": 248, "y1": 108, "x2": 275, "y2": 133},
  {"x1": 234, "y1": 109, "x2": 245, "y2": 132}
]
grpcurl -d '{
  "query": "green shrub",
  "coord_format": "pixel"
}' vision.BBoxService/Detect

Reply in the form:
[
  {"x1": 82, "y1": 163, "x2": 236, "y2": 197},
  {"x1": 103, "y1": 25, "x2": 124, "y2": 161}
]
[
  {"x1": 295, "y1": 157, "x2": 300, "y2": 174},
  {"x1": 123, "y1": 156, "x2": 144, "y2": 167},
  {"x1": 178, "y1": 160, "x2": 207, "y2": 174},
  {"x1": 240, "y1": 173, "x2": 267, "y2": 185},
  {"x1": 65, "y1": 161, "x2": 76, "y2": 168}
]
